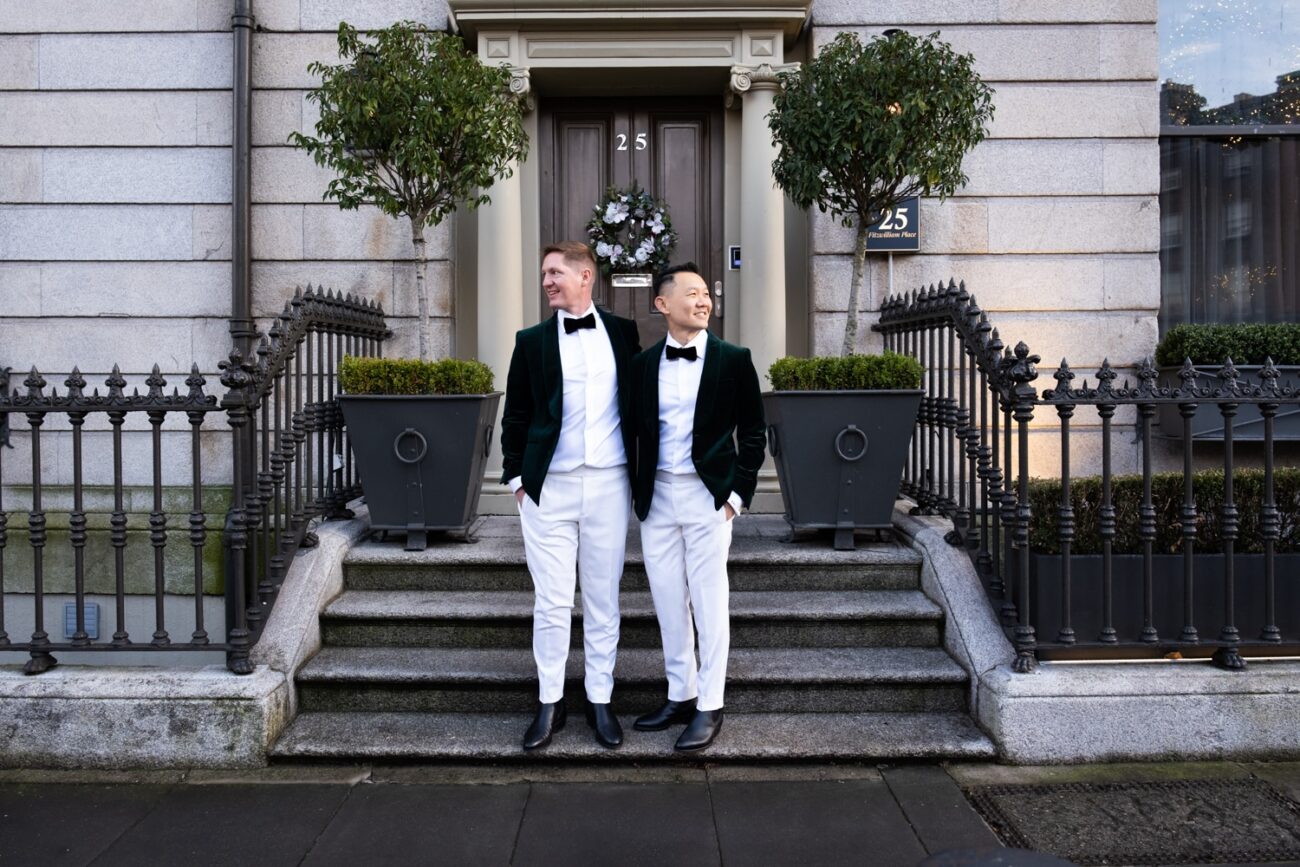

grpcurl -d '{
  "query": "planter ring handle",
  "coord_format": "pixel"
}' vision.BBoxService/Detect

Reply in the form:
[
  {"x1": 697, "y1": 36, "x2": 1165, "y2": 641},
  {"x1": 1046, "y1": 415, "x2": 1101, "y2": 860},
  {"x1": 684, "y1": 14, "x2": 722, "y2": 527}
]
[
  {"x1": 483, "y1": 423, "x2": 494, "y2": 459},
  {"x1": 767, "y1": 424, "x2": 780, "y2": 457},
  {"x1": 834, "y1": 425, "x2": 868, "y2": 462},
  {"x1": 393, "y1": 427, "x2": 428, "y2": 465}
]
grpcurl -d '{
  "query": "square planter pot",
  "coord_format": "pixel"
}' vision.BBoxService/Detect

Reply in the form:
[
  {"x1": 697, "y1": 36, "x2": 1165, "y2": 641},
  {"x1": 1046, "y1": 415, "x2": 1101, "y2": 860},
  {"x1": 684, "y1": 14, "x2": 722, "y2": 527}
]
[
  {"x1": 1028, "y1": 551, "x2": 1300, "y2": 644},
  {"x1": 1155, "y1": 364, "x2": 1300, "y2": 440},
  {"x1": 762, "y1": 389, "x2": 922, "y2": 550},
  {"x1": 340, "y1": 393, "x2": 501, "y2": 550}
]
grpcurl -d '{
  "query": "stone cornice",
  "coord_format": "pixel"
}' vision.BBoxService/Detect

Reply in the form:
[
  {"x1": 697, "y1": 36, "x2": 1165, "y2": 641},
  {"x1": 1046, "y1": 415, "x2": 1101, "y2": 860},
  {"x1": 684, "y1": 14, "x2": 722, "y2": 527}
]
[{"x1": 449, "y1": 0, "x2": 808, "y2": 41}]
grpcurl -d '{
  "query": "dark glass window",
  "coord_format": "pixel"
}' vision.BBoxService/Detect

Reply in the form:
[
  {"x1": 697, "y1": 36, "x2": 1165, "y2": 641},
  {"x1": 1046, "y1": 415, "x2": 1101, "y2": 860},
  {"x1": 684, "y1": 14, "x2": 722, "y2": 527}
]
[{"x1": 1159, "y1": 0, "x2": 1300, "y2": 330}]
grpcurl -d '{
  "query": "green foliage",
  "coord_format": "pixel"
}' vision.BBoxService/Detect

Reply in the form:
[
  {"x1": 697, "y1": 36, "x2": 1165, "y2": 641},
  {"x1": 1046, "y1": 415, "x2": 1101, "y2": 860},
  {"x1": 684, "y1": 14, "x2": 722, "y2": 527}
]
[
  {"x1": 767, "y1": 30, "x2": 994, "y2": 356},
  {"x1": 1028, "y1": 468, "x2": 1300, "y2": 555},
  {"x1": 769, "y1": 30, "x2": 994, "y2": 228},
  {"x1": 1155, "y1": 323, "x2": 1300, "y2": 366},
  {"x1": 340, "y1": 356, "x2": 494, "y2": 395},
  {"x1": 289, "y1": 21, "x2": 528, "y2": 230},
  {"x1": 768, "y1": 352, "x2": 924, "y2": 391}
]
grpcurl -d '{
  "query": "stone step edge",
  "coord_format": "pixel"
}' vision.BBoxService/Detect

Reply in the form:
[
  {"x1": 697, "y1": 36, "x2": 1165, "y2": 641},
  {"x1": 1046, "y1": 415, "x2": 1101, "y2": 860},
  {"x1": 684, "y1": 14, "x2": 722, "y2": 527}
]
[
  {"x1": 269, "y1": 710, "x2": 996, "y2": 761},
  {"x1": 296, "y1": 648, "x2": 969, "y2": 686},
  {"x1": 321, "y1": 590, "x2": 943, "y2": 622}
]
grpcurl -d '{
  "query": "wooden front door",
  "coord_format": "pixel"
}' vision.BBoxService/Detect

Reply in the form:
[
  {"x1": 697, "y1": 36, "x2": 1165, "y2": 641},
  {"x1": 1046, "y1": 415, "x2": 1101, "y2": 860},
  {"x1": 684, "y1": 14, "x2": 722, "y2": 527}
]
[{"x1": 538, "y1": 97, "x2": 725, "y2": 346}]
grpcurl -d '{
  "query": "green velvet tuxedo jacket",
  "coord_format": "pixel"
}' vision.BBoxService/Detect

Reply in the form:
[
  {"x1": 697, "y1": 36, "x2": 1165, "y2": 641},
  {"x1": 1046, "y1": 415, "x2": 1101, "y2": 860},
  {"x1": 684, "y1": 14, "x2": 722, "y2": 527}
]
[
  {"x1": 499, "y1": 308, "x2": 640, "y2": 505},
  {"x1": 631, "y1": 332, "x2": 767, "y2": 521}
]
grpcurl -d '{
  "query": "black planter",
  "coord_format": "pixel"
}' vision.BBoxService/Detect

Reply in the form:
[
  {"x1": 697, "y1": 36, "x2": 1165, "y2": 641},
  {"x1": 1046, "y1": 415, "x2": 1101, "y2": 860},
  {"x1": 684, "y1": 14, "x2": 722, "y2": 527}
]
[
  {"x1": 1155, "y1": 364, "x2": 1300, "y2": 440},
  {"x1": 340, "y1": 393, "x2": 501, "y2": 550},
  {"x1": 762, "y1": 390, "x2": 923, "y2": 550},
  {"x1": 1028, "y1": 551, "x2": 1300, "y2": 643}
]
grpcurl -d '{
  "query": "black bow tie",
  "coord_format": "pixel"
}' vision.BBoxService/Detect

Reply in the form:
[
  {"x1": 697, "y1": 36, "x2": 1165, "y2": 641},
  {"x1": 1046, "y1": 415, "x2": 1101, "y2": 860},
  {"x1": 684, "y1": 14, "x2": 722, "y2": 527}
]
[
  {"x1": 563, "y1": 313, "x2": 596, "y2": 334},
  {"x1": 666, "y1": 344, "x2": 698, "y2": 361}
]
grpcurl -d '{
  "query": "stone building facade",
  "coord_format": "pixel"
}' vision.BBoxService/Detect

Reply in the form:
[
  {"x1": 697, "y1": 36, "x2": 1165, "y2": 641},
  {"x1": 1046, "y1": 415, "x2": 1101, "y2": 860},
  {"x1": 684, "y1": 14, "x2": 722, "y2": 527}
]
[{"x1": 0, "y1": 0, "x2": 1160, "y2": 492}]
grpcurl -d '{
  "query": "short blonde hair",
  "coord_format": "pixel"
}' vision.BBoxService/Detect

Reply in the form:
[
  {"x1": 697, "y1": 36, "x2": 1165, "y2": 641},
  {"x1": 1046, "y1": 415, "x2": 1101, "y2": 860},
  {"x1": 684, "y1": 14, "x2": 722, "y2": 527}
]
[{"x1": 542, "y1": 241, "x2": 597, "y2": 274}]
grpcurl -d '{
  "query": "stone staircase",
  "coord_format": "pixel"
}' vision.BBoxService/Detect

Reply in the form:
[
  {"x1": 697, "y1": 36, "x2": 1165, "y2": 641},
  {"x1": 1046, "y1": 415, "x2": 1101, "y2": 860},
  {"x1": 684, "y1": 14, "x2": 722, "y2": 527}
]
[{"x1": 271, "y1": 518, "x2": 996, "y2": 762}]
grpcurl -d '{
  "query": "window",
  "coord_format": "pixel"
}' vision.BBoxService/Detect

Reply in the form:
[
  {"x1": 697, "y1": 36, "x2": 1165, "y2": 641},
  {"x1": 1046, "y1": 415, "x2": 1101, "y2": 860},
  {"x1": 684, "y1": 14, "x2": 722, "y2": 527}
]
[{"x1": 1159, "y1": 0, "x2": 1300, "y2": 330}]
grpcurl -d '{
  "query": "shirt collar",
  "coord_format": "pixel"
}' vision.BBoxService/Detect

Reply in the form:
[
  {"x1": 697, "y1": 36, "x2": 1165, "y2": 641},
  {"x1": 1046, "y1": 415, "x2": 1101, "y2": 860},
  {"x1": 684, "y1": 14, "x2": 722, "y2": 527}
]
[
  {"x1": 664, "y1": 330, "x2": 708, "y2": 355},
  {"x1": 558, "y1": 303, "x2": 597, "y2": 322}
]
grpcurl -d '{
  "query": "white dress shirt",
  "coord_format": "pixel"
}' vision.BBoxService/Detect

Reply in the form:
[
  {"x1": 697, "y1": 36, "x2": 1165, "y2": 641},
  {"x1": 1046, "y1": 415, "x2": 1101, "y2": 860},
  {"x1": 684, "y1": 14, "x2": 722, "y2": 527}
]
[
  {"x1": 509, "y1": 304, "x2": 626, "y2": 494},
  {"x1": 657, "y1": 330, "x2": 743, "y2": 514}
]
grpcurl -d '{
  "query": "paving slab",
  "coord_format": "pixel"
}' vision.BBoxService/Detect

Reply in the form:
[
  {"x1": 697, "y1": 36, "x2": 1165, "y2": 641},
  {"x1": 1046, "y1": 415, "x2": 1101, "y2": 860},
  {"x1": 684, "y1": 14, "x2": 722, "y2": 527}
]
[
  {"x1": 946, "y1": 760, "x2": 1253, "y2": 788},
  {"x1": 182, "y1": 764, "x2": 371, "y2": 785},
  {"x1": 0, "y1": 783, "x2": 171, "y2": 867},
  {"x1": 369, "y1": 763, "x2": 709, "y2": 785},
  {"x1": 301, "y1": 783, "x2": 529, "y2": 867},
  {"x1": 965, "y1": 778, "x2": 1300, "y2": 867},
  {"x1": 883, "y1": 764, "x2": 1003, "y2": 854},
  {"x1": 705, "y1": 763, "x2": 883, "y2": 782},
  {"x1": 1246, "y1": 762, "x2": 1300, "y2": 805},
  {"x1": 512, "y1": 781, "x2": 719, "y2": 866},
  {"x1": 92, "y1": 784, "x2": 350, "y2": 867},
  {"x1": 711, "y1": 779, "x2": 929, "y2": 866}
]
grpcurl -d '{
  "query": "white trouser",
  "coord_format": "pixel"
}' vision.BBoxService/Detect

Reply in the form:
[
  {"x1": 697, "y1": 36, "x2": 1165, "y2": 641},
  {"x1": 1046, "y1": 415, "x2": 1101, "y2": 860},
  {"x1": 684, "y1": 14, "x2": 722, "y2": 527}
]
[
  {"x1": 639, "y1": 470, "x2": 733, "y2": 712},
  {"x1": 518, "y1": 465, "x2": 630, "y2": 704}
]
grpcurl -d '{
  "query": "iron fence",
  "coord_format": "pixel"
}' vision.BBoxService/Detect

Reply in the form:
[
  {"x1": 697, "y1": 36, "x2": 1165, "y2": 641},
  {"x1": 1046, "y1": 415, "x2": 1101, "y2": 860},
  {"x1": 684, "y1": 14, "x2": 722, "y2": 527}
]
[
  {"x1": 875, "y1": 281, "x2": 1300, "y2": 673},
  {"x1": 0, "y1": 286, "x2": 389, "y2": 674}
]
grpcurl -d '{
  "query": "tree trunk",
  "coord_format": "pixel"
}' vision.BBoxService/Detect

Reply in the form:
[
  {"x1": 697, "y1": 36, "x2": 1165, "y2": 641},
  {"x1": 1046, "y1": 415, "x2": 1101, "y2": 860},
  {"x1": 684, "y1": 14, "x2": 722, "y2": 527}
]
[
  {"x1": 841, "y1": 221, "x2": 869, "y2": 357},
  {"x1": 410, "y1": 216, "x2": 430, "y2": 362}
]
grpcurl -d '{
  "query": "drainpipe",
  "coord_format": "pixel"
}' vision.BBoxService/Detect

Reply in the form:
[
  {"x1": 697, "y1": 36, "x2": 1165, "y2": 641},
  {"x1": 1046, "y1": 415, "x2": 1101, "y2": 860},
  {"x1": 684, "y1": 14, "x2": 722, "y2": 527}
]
[{"x1": 230, "y1": 0, "x2": 255, "y2": 356}]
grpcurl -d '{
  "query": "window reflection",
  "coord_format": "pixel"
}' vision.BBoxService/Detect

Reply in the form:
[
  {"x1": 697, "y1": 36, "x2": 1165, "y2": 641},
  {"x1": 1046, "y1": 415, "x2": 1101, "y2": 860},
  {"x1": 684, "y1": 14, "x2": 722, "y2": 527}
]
[
  {"x1": 1159, "y1": 0, "x2": 1300, "y2": 331},
  {"x1": 1160, "y1": 0, "x2": 1300, "y2": 126}
]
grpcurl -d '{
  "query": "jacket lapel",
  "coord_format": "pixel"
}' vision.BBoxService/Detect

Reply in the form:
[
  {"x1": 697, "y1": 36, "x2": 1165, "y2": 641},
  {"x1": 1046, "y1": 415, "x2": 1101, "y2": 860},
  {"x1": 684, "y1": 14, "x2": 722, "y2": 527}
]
[
  {"x1": 693, "y1": 332, "x2": 722, "y2": 433},
  {"x1": 596, "y1": 308, "x2": 624, "y2": 368},
  {"x1": 646, "y1": 338, "x2": 666, "y2": 430},
  {"x1": 542, "y1": 313, "x2": 562, "y2": 421}
]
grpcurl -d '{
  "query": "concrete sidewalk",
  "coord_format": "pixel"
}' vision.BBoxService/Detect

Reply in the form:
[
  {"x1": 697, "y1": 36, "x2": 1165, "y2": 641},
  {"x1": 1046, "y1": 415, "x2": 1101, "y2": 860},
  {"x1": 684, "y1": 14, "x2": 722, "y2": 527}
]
[
  {"x1": 0, "y1": 763, "x2": 999, "y2": 866},
  {"x1": 5, "y1": 761, "x2": 1300, "y2": 866}
]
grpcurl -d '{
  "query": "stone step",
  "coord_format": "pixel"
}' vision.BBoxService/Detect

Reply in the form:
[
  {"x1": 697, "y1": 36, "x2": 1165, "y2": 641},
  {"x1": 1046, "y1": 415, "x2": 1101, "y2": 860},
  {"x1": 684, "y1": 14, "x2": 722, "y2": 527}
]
[
  {"x1": 344, "y1": 561, "x2": 922, "y2": 593},
  {"x1": 270, "y1": 710, "x2": 997, "y2": 762},
  {"x1": 342, "y1": 531, "x2": 923, "y2": 593},
  {"x1": 295, "y1": 646, "x2": 969, "y2": 714},
  {"x1": 319, "y1": 590, "x2": 944, "y2": 649}
]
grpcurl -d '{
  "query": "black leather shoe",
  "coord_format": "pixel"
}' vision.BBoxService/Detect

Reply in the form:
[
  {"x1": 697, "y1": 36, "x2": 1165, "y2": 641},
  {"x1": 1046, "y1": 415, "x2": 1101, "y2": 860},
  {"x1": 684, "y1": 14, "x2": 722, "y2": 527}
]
[
  {"x1": 523, "y1": 699, "x2": 566, "y2": 750},
  {"x1": 585, "y1": 702, "x2": 624, "y2": 748},
  {"x1": 633, "y1": 698, "x2": 697, "y2": 731},
  {"x1": 675, "y1": 708, "x2": 723, "y2": 752}
]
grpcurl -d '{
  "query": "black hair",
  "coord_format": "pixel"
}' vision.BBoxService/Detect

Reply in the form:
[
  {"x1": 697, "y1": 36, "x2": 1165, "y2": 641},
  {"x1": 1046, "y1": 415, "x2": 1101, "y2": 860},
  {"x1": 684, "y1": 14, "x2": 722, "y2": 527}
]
[{"x1": 653, "y1": 262, "x2": 703, "y2": 295}]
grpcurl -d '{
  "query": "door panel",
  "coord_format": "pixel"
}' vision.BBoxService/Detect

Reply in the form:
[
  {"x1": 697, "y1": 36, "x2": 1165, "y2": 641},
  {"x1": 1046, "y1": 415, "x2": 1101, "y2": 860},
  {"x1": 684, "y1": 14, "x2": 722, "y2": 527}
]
[{"x1": 539, "y1": 98, "x2": 724, "y2": 346}]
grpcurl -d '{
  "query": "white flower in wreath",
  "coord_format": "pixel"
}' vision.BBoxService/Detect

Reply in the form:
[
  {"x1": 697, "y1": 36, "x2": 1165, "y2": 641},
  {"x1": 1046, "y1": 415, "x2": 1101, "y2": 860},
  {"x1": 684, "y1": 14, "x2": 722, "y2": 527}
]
[
  {"x1": 634, "y1": 248, "x2": 649, "y2": 264},
  {"x1": 611, "y1": 243, "x2": 624, "y2": 258},
  {"x1": 604, "y1": 202, "x2": 628, "y2": 224},
  {"x1": 595, "y1": 241, "x2": 613, "y2": 259}
]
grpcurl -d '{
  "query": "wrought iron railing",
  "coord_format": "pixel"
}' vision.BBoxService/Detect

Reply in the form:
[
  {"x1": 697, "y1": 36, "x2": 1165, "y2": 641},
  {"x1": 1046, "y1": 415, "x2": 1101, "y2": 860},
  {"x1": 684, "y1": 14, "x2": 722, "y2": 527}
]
[
  {"x1": 875, "y1": 281, "x2": 1300, "y2": 674},
  {"x1": 0, "y1": 287, "x2": 389, "y2": 674}
]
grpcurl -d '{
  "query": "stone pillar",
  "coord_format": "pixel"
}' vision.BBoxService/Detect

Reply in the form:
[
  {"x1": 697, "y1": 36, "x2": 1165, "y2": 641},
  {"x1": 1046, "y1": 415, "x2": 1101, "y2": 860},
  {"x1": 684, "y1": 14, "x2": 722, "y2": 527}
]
[
  {"x1": 730, "y1": 63, "x2": 797, "y2": 383},
  {"x1": 477, "y1": 68, "x2": 532, "y2": 484}
]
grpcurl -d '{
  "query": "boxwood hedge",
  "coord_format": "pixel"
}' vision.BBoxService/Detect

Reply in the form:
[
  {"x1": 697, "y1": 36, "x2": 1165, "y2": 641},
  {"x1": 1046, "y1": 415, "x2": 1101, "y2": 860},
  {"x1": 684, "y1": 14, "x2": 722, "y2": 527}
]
[
  {"x1": 339, "y1": 356, "x2": 494, "y2": 395},
  {"x1": 768, "y1": 352, "x2": 924, "y2": 391}
]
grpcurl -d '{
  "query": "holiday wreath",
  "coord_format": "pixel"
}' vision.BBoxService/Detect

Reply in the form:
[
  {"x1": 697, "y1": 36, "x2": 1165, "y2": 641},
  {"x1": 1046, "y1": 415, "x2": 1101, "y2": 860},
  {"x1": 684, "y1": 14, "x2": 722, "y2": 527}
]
[{"x1": 585, "y1": 183, "x2": 676, "y2": 275}]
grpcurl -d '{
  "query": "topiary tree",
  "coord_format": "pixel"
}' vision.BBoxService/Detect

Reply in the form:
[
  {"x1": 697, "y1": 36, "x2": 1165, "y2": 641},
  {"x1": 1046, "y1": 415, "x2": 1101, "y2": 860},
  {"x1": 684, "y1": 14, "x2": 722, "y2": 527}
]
[
  {"x1": 770, "y1": 30, "x2": 995, "y2": 357},
  {"x1": 291, "y1": 21, "x2": 528, "y2": 361}
]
